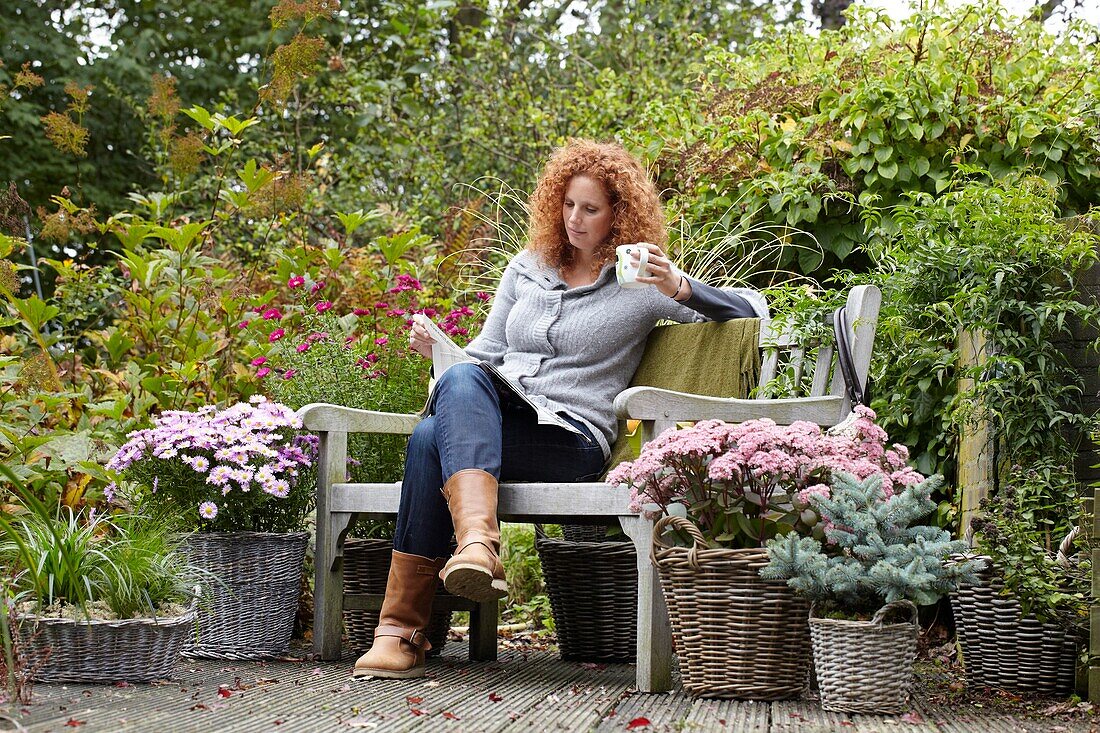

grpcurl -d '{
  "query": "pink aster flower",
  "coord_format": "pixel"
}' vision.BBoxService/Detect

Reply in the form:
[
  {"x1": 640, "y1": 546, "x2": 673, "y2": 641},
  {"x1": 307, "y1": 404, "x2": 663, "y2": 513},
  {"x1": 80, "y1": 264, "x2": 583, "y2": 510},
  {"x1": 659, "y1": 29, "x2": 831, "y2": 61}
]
[
  {"x1": 353, "y1": 307, "x2": 370, "y2": 316},
  {"x1": 315, "y1": 300, "x2": 333, "y2": 313},
  {"x1": 199, "y1": 501, "x2": 218, "y2": 520},
  {"x1": 287, "y1": 275, "x2": 306, "y2": 289},
  {"x1": 310, "y1": 281, "x2": 326, "y2": 294},
  {"x1": 262, "y1": 307, "x2": 282, "y2": 320},
  {"x1": 251, "y1": 356, "x2": 267, "y2": 366},
  {"x1": 374, "y1": 336, "x2": 388, "y2": 346},
  {"x1": 256, "y1": 367, "x2": 271, "y2": 378},
  {"x1": 269, "y1": 328, "x2": 285, "y2": 343},
  {"x1": 297, "y1": 342, "x2": 311, "y2": 353},
  {"x1": 238, "y1": 320, "x2": 250, "y2": 329}
]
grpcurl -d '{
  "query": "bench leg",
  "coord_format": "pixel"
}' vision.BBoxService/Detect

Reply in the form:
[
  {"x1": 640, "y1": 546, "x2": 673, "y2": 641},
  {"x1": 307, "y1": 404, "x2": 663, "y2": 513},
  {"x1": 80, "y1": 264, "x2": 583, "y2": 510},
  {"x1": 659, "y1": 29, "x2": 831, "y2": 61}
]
[
  {"x1": 314, "y1": 510, "x2": 354, "y2": 661},
  {"x1": 468, "y1": 599, "x2": 498, "y2": 661},
  {"x1": 622, "y1": 515, "x2": 673, "y2": 693}
]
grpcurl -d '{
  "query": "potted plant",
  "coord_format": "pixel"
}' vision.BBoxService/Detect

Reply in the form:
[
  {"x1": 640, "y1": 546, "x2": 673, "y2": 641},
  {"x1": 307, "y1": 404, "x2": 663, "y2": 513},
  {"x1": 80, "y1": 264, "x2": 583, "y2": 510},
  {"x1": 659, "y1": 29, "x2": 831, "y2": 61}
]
[
  {"x1": 0, "y1": 469, "x2": 201, "y2": 683},
  {"x1": 608, "y1": 405, "x2": 925, "y2": 699},
  {"x1": 956, "y1": 462, "x2": 1088, "y2": 697},
  {"x1": 107, "y1": 396, "x2": 316, "y2": 659},
  {"x1": 762, "y1": 471, "x2": 983, "y2": 713}
]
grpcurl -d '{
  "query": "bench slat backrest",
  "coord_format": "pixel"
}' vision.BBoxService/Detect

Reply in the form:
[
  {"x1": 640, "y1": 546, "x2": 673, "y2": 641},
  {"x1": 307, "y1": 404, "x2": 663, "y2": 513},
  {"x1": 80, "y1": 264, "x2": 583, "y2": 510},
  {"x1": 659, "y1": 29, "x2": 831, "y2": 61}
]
[{"x1": 755, "y1": 285, "x2": 880, "y2": 409}]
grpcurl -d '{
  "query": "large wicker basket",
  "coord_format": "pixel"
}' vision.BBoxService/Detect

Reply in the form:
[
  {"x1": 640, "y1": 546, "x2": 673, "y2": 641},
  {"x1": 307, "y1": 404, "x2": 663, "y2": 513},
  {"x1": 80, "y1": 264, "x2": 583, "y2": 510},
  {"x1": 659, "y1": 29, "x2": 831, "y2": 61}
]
[
  {"x1": 183, "y1": 531, "x2": 308, "y2": 660},
  {"x1": 19, "y1": 595, "x2": 198, "y2": 683},
  {"x1": 652, "y1": 516, "x2": 811, "y2": 699},
  {"x1": 535, "y1": 525, "x2": 637, "y2": 662},
  {"x1": 808, "y1": 600, "x2": 919, "y2": 714},
  {"x1": 950, "y1": 530, "x2": 1081, "y2": 696},
  {"x1": 343, "y1": 538, "x2": 451, "y2": 657}
]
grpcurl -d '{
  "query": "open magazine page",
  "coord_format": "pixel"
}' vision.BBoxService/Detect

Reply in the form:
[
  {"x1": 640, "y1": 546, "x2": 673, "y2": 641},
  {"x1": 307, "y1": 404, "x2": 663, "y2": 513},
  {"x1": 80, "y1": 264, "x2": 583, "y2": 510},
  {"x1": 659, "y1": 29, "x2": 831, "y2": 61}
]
[{"x1": 412, "y1": 314, "x2": 583, "y2": 436}]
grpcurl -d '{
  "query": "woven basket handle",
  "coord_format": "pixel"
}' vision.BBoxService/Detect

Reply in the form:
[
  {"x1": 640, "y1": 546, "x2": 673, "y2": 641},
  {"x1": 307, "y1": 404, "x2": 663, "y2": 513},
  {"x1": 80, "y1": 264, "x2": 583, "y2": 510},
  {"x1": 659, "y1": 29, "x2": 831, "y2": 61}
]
[
  {"x1": 1057, "y1": 527, "x2": 1080, "y2": 568},
  {"x1": 651, "y1": 515, "x2": 709, "y2": 569},
  {"x1": 871, "y1": 599, "x2": 919, "y2": 627}
]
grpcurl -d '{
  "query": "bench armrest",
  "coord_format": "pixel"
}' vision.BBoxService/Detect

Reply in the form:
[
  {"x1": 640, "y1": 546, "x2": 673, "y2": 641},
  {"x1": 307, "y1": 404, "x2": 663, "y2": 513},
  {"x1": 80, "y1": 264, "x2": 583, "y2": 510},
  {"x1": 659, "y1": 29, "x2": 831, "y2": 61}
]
[
  {"x1": 297, "y1": 403, "x2": 421, "y2": 435},
  {"x1": 613, "y1": 386, "x2": 846, "y2": 426}
]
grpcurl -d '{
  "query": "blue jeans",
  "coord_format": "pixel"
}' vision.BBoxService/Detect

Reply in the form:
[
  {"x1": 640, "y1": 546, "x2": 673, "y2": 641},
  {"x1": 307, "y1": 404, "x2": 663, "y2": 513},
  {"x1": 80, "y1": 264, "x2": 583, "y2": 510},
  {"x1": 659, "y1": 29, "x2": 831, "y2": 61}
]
[{"x1": 393, "y1": 363, "x2": 606, "y2": 557}]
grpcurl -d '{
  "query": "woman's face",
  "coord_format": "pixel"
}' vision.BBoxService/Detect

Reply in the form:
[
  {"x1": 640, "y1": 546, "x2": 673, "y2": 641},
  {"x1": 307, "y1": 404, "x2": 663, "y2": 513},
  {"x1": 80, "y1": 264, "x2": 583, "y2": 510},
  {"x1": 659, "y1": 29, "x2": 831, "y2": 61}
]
[{"x1": 562, "y1": 174, "x2": 614, "y2": 257}]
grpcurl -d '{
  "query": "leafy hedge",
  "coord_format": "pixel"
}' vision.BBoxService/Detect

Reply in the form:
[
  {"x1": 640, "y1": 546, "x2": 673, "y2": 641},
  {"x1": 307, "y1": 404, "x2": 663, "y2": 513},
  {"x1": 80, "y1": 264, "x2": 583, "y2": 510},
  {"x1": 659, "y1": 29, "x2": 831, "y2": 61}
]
[{"x1": 635, "y1": 4, "x2": 1100, "y2": 277}]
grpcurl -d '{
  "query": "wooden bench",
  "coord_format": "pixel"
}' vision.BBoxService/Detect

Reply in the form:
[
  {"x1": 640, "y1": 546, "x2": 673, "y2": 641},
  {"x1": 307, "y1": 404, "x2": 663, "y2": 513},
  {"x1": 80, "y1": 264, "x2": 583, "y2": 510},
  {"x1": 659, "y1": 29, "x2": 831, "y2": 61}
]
[{"x1": 299, "y1": 284, "x2": 881, "y2": 693}]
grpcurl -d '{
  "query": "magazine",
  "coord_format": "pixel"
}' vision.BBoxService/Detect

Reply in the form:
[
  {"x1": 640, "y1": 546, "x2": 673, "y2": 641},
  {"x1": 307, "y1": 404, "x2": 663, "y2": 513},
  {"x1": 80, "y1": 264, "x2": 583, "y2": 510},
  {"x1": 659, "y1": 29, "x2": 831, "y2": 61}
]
[{"x1": 412, "y1": 314, "x2": 585, "y2": 436}]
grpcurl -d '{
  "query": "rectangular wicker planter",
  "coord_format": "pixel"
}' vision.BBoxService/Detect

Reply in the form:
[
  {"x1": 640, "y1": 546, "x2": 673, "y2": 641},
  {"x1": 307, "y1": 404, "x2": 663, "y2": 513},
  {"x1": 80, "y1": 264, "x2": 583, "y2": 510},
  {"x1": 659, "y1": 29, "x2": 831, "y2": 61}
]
[
  {"x1": 19, "y1": 602, "x2": 197, "y2": 684},
  {"x1": 652, "y1": 516, "x2": 811, "y2": 700}
]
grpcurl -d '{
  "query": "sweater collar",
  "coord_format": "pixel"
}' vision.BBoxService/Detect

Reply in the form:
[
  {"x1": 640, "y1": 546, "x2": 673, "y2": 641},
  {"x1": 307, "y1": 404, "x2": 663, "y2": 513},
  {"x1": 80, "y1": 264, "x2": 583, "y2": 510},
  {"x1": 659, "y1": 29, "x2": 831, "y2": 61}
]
[{"x1": 514, "y1": 249, "x2": 616, "y2": 292}]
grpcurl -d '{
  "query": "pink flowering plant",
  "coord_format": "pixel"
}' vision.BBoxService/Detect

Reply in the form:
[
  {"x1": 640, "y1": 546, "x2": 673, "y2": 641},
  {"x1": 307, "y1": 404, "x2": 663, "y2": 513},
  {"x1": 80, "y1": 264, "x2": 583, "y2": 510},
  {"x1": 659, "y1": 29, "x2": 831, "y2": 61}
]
[
  {"x1": 241, "y1": 270, "x2": 482, "y2": 498},
  {"x1": 606, "y1": 406, "x2": 925, "y2": 549},
  {"x1": 106, "y1": 397, "x2": 318, "y2": 533}
]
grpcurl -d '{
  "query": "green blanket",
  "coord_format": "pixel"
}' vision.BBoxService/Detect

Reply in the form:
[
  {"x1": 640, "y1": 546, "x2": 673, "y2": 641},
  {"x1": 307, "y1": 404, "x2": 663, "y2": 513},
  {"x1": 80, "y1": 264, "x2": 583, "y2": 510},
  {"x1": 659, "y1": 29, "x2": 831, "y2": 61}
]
[{"x1": 603, "y1": 318, "x2": 762, "y2": 475}]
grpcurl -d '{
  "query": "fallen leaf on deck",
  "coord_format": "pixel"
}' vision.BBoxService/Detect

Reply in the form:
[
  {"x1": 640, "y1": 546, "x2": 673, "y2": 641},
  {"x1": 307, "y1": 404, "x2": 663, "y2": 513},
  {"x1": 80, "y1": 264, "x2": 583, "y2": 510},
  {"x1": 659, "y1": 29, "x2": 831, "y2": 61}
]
[
  {"x1": 442, "y1": 711, "x2": 459, "y2": 720},
  {"x1": 310, "y1": 667, "x2": 323, "y2": 676},
  {"x1": 406, "y1": 695, "x2": 423, "y2": 704},
  {"x1": 488, "y1": 692, "x2": 503, "y2": 702},
  {"x1": 409, "y1": 708, "x2": 427, "y2": 716},
  {"x1": 344, "y1": 716, "x2": 377, "y2": 728},
  {"x1": 627, "y1": 717, "x2": 650, "y2": 730},
  {"x1": 424, "y1": 681, "x2": 440, "y2": 687},
  {"x1": 63, "y1": 720, "x2": 86, "y2": 728},
  {"x1": 217, "y1": 688, "x2": 232, "y2": 698},
  {"x1": 900, "y1": 711, "x2": 924, "y2": 724}
]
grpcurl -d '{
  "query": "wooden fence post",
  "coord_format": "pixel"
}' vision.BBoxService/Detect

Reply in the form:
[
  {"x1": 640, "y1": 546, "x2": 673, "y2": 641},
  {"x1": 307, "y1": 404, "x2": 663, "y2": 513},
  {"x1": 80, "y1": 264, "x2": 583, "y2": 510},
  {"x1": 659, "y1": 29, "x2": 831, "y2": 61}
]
[
  {"x1": 1090, "y1": 488, "x2": 1100, "y2": 702},
  {"x1": 957, "y1": 329, "x2": 994, "y2": 535}
]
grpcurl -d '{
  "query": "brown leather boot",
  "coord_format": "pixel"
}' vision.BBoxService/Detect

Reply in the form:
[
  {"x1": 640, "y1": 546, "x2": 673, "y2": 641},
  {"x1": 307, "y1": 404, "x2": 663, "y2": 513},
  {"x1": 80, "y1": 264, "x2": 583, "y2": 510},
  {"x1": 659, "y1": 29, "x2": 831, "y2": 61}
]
[
  {"x1": 440, "y1": 469, "x2": 508, "y2": 602},
  {"x1": 352, "y1": 550, "x2": 445, "y2": 679}
]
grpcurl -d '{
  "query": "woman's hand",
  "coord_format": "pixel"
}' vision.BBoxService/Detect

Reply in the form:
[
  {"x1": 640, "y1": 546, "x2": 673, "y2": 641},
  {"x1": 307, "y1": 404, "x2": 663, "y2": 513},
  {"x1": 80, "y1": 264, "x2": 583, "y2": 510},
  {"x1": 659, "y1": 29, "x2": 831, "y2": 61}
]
[
  {"x1": 408, "y1": 320, "x2": 436, "y2": 359},
  {"x1": 633, "y1": 242, "x2": 691, "y2": 301}
]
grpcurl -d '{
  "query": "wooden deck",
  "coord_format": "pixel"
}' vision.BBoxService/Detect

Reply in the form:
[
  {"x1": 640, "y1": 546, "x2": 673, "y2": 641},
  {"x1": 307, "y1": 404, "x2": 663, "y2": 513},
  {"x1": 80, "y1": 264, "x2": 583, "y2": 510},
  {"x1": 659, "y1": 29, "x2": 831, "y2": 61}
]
[{"x1": 5, "y1": 638, "x2": 1094, "y2": 732}]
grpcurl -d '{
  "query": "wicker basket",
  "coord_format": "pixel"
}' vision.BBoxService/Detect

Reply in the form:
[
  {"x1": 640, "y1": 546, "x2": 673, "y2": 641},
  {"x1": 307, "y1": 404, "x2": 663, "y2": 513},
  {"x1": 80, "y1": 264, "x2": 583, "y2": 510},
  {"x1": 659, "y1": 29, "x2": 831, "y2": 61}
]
[
  {"x1": 19, "y1": 594, "x2": 198, "y2": 683},
  {"x1": 183, "y1": 531, "x2": 308, "y2": 660},
  {"x1": 808, "y1": 600, "x2": 919, "y2": 714},
  {"x1": 535, "y1": 525, "x2": 637, "y2": 662},
  {"x1": 950, "y1": 529, "x2": 1081, "y2": 696},
  {"x1": 343, "y1": 538, "x2": 452, "y2": 657},
  {"x1": 651, "y1": 516, "x2": 811, "y2": 699}
]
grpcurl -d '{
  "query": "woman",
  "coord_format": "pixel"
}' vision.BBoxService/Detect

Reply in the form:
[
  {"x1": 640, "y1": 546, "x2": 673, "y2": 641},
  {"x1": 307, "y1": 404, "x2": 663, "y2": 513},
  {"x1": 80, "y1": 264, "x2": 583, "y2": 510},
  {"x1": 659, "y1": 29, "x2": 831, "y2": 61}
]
[{"x1": 354, "y1": 139, "x2": 757, "y2": 679}]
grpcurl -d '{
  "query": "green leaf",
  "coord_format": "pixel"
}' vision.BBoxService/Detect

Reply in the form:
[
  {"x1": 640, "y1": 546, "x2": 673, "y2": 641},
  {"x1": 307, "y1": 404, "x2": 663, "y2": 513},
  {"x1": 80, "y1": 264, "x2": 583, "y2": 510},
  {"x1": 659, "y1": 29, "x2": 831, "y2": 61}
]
[
  {"x1": 878, "y1": 160, "x2": 899, "y2": 179},
  {"x1": 182, "y1": 105, "x2": 215, "y2": 131},
  {"x1": 874, "y1": 146, "x2": 894, "y2": 163}
]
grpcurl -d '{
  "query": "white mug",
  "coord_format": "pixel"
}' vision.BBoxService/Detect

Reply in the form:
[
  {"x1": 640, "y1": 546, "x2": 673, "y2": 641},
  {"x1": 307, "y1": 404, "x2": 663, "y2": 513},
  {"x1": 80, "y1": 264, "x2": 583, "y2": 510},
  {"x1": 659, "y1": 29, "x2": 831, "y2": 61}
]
[{"x1": 616, "y1": 244, "x2": 650, "y2": 289}]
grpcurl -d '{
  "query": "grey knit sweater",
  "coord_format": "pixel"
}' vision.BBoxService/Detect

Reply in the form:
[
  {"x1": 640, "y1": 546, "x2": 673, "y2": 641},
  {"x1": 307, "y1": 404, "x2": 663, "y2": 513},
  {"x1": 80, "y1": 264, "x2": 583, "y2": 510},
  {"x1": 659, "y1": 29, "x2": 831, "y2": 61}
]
[{"x1": 464, "y1": 250, "x2": 756, "y2": 458}]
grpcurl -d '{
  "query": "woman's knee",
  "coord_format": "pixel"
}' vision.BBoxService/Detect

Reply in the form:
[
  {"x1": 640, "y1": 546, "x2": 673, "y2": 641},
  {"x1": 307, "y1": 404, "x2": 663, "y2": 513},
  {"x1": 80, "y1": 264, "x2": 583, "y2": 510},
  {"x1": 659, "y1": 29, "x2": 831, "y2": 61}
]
[
  {"x1": 436, "y1": 362, "x2": 491, "y2": 395},
  {"x1": 407, "y1": 415, "x2": 439, "y2": 457}
]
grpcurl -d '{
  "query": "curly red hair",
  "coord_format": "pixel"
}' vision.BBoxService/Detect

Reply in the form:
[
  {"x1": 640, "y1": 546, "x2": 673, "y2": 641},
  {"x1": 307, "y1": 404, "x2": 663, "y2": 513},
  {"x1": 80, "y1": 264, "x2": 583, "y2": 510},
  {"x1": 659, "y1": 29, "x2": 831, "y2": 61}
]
[{"x1": 527, "y1": 139, "x2": 666, "y2": 272}]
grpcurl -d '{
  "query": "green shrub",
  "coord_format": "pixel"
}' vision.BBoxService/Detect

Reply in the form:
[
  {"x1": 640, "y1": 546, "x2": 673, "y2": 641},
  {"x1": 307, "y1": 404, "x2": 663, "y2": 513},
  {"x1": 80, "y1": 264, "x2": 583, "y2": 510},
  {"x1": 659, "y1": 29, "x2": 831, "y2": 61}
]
[{"x1": 636, "y1": 3, "x2": 1100, "y2": 277}]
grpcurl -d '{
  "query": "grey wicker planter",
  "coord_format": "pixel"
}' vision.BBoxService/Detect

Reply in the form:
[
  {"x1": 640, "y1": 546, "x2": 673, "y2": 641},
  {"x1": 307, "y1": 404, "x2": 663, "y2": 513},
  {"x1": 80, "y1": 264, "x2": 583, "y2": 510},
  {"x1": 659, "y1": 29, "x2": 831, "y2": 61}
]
[
  {"x1": 808, "y1": 601, "x2": 919, "y2": 714},
  {"x1": 652, "y1": 516, "x2": 811, "y2": 700},
  {"x1": 951, "y1": 566, "x2": 1081, "y2": 696},
  {"x1": 19, "y1": 600, "x2": 197, "y2": 684},
  {"x1": 183, "y1": 531, "x2": 308, "y2": 660},
  {"x1": 343, "y1": 538, "x2": 452, "y2": 657},
  {"x1": 535, "y1": 525, "x2": 637, "y2": 662}
]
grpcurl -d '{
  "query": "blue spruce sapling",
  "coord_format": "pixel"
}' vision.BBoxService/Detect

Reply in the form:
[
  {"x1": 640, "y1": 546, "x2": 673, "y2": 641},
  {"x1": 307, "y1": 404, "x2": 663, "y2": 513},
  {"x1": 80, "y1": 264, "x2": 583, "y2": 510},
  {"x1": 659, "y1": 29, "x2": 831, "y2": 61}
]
[{"x1": 761, "y1": 472, "x2": 984, "y2": 617}]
